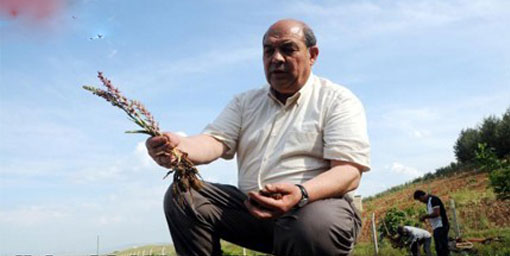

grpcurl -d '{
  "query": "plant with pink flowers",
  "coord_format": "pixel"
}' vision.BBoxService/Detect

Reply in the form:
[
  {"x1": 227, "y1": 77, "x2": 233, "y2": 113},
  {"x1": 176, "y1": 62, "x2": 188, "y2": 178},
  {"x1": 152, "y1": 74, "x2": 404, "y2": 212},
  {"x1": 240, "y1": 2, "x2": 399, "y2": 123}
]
[{"x1": 83, "y1": 72, "x2": 203, "y2": 199}]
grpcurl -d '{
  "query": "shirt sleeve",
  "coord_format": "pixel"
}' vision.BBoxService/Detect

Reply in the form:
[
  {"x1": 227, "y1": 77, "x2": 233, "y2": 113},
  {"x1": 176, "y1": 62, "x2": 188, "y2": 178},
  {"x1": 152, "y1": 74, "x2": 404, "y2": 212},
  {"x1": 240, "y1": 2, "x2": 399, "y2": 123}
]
[
  {"x1": 202, "y1": 95, "x2": 242, "y2": 160},
  {"x1": 323, "y1": 90, "x2": 371, "y2": 171},
  {"x1": 430, "y1": 196, "x2": 441, "y2": 208}
]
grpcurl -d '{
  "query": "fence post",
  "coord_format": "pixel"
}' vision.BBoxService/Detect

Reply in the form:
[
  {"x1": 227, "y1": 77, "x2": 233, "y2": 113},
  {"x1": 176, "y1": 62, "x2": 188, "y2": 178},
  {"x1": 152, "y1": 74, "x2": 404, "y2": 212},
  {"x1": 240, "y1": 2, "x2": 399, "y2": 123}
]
[
  {"x1": 371, "y1": 213, "x2": 379, "y2": 256},
  {"x1": 450, "y1": 199, "x2": 461, "y2": 238}
]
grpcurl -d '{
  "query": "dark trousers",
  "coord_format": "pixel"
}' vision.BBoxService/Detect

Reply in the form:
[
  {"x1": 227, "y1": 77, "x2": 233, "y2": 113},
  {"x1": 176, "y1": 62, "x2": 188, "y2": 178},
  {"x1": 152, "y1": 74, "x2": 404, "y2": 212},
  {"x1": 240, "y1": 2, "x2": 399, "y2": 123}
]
[
  {"x1": 163, "y1": 182, "x2": 362, "y2": 256},
  {"x1": 433, "y1": 226, "x2": 450, "y2": 256},
  {"x1": 410, "y1": 237, "x2": 432, "y2": 256}
]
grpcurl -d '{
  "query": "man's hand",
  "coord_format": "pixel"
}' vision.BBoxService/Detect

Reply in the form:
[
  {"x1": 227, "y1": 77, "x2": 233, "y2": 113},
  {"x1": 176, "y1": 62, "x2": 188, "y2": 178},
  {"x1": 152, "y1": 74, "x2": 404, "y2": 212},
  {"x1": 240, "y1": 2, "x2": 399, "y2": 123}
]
[
  {"x1": 244, "y1": 183, "x2": 302, "y2": 219},
  {"x1": 420, "y1": 208, "x2": 439, "y2": 222},
  {"x1": 146, "y1": 132, "x2": 181, "y2": 168}
]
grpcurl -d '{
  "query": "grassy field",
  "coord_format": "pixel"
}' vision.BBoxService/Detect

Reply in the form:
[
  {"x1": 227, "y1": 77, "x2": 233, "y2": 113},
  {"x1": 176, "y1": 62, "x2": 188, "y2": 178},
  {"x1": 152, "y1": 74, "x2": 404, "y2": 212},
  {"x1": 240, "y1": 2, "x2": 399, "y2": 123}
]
[{"x1": 111, "y1": 240, "x2": 266, "y2": 256}]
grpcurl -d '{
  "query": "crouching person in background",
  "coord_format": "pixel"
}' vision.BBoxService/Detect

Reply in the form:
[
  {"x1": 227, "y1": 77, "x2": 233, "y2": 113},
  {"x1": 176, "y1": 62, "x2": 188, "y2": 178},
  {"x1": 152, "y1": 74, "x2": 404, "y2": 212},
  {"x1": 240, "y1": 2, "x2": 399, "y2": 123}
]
[{"x1": 397, "y1": 225, "x2": 432, "y2": 256}]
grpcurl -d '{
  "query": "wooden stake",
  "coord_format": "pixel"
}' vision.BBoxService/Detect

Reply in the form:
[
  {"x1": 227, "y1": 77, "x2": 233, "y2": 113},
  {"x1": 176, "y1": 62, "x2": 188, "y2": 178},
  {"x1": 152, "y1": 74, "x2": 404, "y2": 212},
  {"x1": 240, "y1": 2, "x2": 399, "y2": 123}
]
[
  {"x1": 450, "y1": 199, "x2": 461, "y2": 238},
  {"x1": 371, "y1": 213, "x2": 379, "y2": 256}
]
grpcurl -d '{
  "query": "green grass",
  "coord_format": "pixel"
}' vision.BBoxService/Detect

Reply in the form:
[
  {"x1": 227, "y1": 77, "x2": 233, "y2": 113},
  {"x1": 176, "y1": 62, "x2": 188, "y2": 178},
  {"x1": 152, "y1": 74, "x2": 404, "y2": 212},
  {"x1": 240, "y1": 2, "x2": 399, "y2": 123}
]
[
  {"x1": 353, "y1": 227, "x2": 510, "y2": 256},
  {"x1": 450, "y1": 186, "x2": 496, "y2": 206},
  {"x1": 461, "y1": 228, "x2": 510, "y2": 256},
  {"x1": 110, "y1": 228, "x2": 510, "y2": 256},
  {"x1": 111, "y1": 240, "x2": 267, "y2": 256},
  {"x1": 111, "y1": 244, "x2": 176, "y2": 256}
]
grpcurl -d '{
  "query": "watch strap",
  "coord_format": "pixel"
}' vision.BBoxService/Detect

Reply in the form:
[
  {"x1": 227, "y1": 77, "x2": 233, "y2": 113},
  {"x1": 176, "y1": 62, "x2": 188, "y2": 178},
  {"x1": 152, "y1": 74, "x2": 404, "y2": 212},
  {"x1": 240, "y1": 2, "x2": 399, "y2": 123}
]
[{"x1": 295, "y1": 184, "x2": 309, "y2": 207}]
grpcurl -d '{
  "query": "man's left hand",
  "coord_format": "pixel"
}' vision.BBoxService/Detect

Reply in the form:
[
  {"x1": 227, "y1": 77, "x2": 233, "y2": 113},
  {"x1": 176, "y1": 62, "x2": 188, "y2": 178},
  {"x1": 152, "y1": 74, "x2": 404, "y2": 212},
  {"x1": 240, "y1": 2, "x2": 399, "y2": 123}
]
[{"x1": 244, "y1": 183, "x2": 302, "y2": 219}]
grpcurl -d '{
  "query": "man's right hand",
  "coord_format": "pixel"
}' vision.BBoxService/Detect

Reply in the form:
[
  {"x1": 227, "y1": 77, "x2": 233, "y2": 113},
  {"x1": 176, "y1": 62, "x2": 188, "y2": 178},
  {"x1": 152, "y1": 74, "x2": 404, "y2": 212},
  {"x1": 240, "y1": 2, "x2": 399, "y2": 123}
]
[{"x1": 146, "y1": 132, "x2": 182, "y2": 168}]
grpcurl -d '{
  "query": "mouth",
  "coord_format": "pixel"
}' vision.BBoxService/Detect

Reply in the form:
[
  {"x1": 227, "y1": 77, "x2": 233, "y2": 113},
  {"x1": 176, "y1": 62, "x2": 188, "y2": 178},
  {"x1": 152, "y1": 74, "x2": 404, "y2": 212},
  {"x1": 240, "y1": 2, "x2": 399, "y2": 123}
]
[{"x1": 271, "y1": 70, "x2": 287, "y2": 76}]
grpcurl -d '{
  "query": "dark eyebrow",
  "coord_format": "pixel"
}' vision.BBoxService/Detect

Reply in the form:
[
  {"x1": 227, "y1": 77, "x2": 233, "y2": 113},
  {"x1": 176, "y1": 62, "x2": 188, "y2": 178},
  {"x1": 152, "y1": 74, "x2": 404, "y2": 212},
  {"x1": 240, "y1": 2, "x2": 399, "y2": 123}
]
[
  {"x1": 280, "y1": 42, "x2": 298, "y2": 48},
  {"x1": 263, "y1": 40, "x2": 298, "y2": 48}
]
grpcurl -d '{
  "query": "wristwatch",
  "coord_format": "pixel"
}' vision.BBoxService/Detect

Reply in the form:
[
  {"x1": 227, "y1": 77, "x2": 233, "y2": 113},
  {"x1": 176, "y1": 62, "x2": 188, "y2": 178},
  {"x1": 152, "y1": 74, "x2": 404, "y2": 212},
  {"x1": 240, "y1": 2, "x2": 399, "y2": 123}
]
[{"x1": 295, "y1": 184, "x2": 309, "y2": 208}]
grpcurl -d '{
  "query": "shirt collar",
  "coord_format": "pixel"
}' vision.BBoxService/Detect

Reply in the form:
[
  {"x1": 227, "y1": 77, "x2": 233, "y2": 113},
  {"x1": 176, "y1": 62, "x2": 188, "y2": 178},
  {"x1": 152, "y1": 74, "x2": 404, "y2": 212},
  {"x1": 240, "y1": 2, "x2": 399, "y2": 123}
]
[{"x1": 267, "y1": 72, "x2": 315, "y2": 107}]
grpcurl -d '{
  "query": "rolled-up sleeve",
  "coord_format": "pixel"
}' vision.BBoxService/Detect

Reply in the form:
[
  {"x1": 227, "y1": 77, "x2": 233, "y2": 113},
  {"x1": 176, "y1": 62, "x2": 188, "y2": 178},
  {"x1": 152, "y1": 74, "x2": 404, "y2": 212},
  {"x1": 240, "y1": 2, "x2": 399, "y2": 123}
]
[
  {"x1": 202, "y1": 95, "x2": 242, "y2": 159},
  {"x1": 323, "y1": 91, "x2": 371, "y2": 171}
]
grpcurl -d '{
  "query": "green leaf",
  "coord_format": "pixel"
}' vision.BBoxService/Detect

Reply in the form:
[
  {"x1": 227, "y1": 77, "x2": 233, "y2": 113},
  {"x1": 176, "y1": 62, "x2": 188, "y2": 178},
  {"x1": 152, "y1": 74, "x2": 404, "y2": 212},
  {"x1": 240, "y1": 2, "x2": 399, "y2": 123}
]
[{"x1": 125, "y1": 130, "x2": 152, "y2": 135}]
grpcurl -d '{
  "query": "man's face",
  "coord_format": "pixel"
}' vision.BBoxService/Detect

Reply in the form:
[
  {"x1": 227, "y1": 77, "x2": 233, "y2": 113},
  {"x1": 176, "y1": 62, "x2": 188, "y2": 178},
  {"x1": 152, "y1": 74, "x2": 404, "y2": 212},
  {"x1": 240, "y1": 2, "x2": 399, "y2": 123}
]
[
  {"x1": 418, "y1": 195, "x2": 427, "y2": 203},
  {"x1": 263, "y1": 26, "x2": 317, "y2": 94}
]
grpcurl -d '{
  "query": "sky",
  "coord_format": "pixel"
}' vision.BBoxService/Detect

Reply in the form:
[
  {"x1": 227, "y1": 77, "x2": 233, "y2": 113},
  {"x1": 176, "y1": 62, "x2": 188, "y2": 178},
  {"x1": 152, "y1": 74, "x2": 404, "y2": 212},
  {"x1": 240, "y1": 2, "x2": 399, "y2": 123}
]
[{"x1": 1, "y1": 0, "x2": 509, "y2": 254}]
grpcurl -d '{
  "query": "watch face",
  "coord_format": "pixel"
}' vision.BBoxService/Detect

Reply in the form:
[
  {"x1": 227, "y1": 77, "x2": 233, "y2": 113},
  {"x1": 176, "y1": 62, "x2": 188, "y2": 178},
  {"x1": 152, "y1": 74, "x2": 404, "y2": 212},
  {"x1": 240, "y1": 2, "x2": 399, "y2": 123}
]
[{"x1": 298, "y1": 198, "x2": 308, "y2": 207}]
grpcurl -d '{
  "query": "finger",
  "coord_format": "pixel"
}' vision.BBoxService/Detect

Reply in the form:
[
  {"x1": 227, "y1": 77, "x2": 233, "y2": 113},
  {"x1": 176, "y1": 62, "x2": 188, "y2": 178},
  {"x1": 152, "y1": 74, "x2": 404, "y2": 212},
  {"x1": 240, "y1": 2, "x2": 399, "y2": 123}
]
[
  {"x1": 263, "y1": 183, "x2": 278, "y2": 193},
  {"x1": 155, "y1": 151, "x2": 172, "y2": 157},
  {"x1": 263, "y1": 183, "x2": 293, "y2": 194},
  {"x1": 146, "y1": 136, "x2": 168, "y2": 148},
  {"x1": 163, "y1": 133, "x2": 180, "y2": 148},
  {"x1": 153, "y1": 140, "x2": 172, "y2": 154},
  {"x1": 249, "y1": 191, "x2": 281, "y2": 210},
  {"x1": 244, "y1": 199, "x2": 276, "y2": 219},
  {"x1": 156, "y1": 155, "x2": 177, "y2": 168},
  {"x1": 260, "y1": 184, "x2": 286, "y2": 199},
  {"x1": 155, "y1": 155, "x2": 168, "y2": 167}
]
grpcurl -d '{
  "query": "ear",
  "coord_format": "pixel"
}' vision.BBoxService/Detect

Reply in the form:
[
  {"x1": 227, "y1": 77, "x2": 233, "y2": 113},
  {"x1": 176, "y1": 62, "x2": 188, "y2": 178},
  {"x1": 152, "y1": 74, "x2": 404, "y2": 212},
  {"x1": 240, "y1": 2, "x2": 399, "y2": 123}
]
[{"x1": 308, "y1": 46, "x2": 319, "y2": 66}]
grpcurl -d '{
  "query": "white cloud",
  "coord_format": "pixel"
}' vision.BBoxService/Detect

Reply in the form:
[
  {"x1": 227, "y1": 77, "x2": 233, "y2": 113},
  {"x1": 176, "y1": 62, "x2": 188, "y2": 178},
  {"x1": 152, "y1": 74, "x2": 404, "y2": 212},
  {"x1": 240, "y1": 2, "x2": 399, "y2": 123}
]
[
  {"x1": 0, "y1": 206, "x2": 70, "y2": 227},
  {"x1": 412, "y1": 130, "x2": 430, "y2": 138},
  {"x1": 117, "y1": 45, "x2": 260, "y2": 90},
  {"x1": 135, "y1": 141, "x2": 159, "y2": 168},
  {"x1": 0, "y1": 183, "x2": 171, "y2": 254},
  {"x1": 357, "y1": 178, "x2": 388, "y2": 196},
  {"x1": 174, "y1": 131, "x2": 187, "y2": 137},
  {"x1": 387, "y1": 162, "x2": 423, "y2": 178},
  {"x1": 289, "y1": 0, "x2": 510, "y2": 38},
  {"x1": 108, "y1": 49, "x2": 118, "y2": 58},
  {"x1": 70, "y1": 140, "x2": 163, "y2": 183}
]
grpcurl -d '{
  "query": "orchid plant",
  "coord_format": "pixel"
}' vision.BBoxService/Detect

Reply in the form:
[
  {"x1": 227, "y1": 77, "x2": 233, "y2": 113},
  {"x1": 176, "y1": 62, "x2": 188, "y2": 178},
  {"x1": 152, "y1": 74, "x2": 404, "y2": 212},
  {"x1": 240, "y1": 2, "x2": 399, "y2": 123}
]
[{"x1": 83, "y1": 72, "x2": 203, "y2": 199}]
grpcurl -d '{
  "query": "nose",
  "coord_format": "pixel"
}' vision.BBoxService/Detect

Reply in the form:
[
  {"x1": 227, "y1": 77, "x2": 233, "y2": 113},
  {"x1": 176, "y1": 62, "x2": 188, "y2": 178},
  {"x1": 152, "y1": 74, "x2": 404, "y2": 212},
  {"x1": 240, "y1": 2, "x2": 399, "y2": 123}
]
[{"x1": 270, "y1": 49, "x2": 285, "y2": 63}]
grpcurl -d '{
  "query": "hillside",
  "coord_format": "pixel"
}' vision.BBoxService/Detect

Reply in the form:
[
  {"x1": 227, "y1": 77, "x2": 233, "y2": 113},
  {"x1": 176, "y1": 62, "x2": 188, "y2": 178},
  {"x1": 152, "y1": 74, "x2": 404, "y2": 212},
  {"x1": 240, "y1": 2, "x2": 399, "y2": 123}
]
[
  {"x1": 355, "y1": 169, "x2": 510, "y2": 255},
  {"x1": 360, "y1": 170, "x2": 510, "y2": 241}
]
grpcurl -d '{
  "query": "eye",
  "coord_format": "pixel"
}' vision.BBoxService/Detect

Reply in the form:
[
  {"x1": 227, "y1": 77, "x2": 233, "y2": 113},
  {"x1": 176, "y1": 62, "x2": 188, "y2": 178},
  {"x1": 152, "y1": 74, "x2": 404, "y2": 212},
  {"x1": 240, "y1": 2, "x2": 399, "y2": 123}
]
[
  {"x1": 264, "y1": 48, "x2": 274, "y2": 56},
  {"x1": 281, "y1": 45, "x2": 297, "y2": 55}
]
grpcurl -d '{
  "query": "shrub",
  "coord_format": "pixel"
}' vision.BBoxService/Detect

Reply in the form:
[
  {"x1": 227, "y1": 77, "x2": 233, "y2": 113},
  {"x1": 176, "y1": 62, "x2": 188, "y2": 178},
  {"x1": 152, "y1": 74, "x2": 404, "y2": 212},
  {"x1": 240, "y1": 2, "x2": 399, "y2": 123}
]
[
  {"x1": 377, "y1": 208, "x2": 421, "y2": 241},
  {"x1": 489, "y1": 165, "x2": 510, "y2": 200},
  {"x1": 475, "y1": 143, "x2": 502, "y2": 172},
  {"x1": 454, "y1": 128, "x2": 481, "y2": 163},
  {"x1": 495, "y1": 108, "x2": 510, "y2": 158}
]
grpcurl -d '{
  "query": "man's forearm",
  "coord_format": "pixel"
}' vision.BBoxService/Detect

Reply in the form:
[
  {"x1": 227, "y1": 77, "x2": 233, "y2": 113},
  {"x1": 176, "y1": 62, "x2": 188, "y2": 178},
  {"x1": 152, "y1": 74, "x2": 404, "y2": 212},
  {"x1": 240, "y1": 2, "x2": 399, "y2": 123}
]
[
  {"x1": 176, "y1": 134, "x2": 227, "y2": 165},
  {"x1": 302, "y1": 160, "x2": 362, "y2": 202},
  {"x1": 424, "y1": 211, "x2": 440, "y2": 219}
]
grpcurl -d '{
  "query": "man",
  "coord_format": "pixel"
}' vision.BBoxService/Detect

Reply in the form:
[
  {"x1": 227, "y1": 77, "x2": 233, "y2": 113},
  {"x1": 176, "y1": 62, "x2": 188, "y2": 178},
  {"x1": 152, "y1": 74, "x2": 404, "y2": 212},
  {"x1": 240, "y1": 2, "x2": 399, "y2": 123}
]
[
  {"x1": 414, "y1": 190, "x2": 450, "y2": 256},
  {"x1": 146, "y1": 19, "x2": 370, "y2": 256},
  {"x1": 397, "y1": 225, "x2": 432, "y2": 256}
]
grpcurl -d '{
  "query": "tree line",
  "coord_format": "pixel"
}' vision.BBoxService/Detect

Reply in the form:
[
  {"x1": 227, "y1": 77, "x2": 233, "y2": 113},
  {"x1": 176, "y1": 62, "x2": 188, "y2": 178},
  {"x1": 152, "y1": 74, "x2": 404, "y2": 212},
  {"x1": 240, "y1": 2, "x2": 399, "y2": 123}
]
[{"x1": 454, "y1": 107, "x2": 510, "y2": 163}]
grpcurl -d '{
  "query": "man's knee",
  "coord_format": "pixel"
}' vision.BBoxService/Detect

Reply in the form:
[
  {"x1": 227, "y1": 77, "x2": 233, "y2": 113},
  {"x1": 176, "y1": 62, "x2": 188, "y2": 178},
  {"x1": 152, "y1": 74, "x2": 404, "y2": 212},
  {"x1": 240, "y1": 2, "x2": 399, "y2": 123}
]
[
  {"x1": 274, "y1": 199, "x2": 360, "y2": 256},
  {"x1": 164, "y1": 182, "x2": 223, "y2": 226}
]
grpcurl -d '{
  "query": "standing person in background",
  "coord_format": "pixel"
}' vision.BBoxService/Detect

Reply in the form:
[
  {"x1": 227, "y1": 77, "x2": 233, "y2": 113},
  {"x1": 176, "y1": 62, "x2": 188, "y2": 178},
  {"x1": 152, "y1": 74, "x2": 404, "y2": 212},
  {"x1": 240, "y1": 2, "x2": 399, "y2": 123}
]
[
  {"x1": 414, "y1": 190, "x2": 450, "y2": 256},
  {"x1": 397, "y1": 225, "x2": 432, "y2": 256}
]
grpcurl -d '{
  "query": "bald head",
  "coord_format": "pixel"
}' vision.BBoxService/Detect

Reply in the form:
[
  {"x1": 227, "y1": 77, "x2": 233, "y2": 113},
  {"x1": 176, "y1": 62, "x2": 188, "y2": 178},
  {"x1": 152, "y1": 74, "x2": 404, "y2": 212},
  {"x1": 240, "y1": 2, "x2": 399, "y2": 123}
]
[
  {"x1": 263, "y1": 19, "x2": 317, "y2": 48},
  {"x1": 262, "y1": 19, "x2": 319, "y2": 99}
]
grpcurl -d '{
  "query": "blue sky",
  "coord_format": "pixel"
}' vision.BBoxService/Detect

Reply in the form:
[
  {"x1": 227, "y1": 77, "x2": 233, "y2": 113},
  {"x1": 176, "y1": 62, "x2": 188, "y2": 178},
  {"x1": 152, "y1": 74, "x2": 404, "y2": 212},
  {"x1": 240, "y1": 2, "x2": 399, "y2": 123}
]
[{"x1": 1, "y1": 0, "x2": 509, "y2": 254}]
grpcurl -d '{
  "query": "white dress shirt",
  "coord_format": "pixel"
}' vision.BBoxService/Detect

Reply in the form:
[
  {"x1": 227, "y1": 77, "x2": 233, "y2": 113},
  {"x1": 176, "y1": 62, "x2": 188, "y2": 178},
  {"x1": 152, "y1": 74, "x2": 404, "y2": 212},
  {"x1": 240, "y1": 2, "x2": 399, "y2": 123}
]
[{"x1": 203, "y1": 74, "x2": 371, "y2": 194}]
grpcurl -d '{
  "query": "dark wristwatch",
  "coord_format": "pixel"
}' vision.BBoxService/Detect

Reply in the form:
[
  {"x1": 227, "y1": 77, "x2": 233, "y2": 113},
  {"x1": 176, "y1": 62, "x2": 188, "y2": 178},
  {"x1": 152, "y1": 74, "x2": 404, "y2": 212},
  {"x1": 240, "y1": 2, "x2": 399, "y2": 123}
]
[{"x1": 295, "y1": 184, "x2": 309, "y2": 208}]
